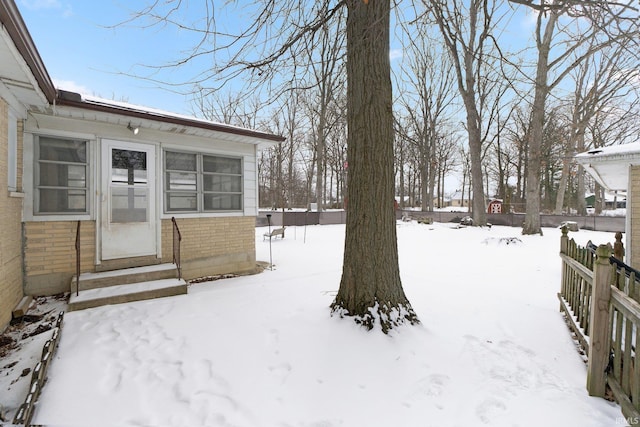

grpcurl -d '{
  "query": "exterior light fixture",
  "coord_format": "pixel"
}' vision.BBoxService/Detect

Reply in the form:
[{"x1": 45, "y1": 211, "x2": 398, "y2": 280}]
[{"x1": 127, "y1": 122, "x2": 139, "y2": 135}]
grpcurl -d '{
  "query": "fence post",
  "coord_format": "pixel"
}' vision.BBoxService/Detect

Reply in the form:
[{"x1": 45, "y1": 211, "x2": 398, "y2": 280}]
[
  {"x1": 560, "y1": 226, "x2": 568, "y2": 311},
  {"x1": 587, "y1": 243, "x2": 613, "y2": 397},
  {"x1": 560, "y1": 226, "x2": 568, "y2": 254},
  {"x1": 614, "y1": 231, "x2": 625, "y2": 260}
]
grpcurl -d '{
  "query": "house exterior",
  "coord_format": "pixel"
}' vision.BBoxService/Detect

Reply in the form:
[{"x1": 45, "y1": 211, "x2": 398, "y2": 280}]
[
  {"x1": 575, "y1": 143, "x2": 640, "y2": 268},
  {"x1": 449, "y1": 191, "x2": 470, "y2": 208},
  {"x1": 585, "y1": 192, "x2": 626, "y2": 211},
  {"x1": 0, "y1": 1, "x2": 284, "y2": 330}
]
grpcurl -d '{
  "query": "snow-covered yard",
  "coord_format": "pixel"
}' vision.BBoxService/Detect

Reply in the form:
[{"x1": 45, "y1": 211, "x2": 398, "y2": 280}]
[{"x1": 28, "y1": 222, "x2": 623, "y2": 426}]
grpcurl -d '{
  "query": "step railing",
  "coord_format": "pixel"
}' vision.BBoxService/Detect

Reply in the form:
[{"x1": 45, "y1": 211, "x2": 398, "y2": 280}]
[
  {"x1": 171, "y1": 217, "x2": 182, "y2": 280},
  {"x1": 75, "y1": 220, "x2": 80, "y2": 296}
]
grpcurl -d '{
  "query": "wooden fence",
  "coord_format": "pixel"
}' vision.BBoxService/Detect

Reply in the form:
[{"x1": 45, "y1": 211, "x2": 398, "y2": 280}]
[{"x1": 559, "y1": 227, "x2": 640, "y2": 424}]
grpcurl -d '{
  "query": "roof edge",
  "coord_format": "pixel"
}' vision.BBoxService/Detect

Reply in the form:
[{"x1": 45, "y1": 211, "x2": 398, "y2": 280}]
[
  {"x1": 55, "y1": 90, "x2": 286, "y2": 143},
  {"x1": 0, "y1": 0, "x2": 56, "y2": 103}
]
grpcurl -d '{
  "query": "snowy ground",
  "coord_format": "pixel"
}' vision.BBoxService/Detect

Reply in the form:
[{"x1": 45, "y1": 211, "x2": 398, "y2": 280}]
[
  {"x1": 25, "y1": 222, "x2": 625, "y2": 426},
  {"x1": 0, "y1": 295, "x2": 66, "y2": 423}
]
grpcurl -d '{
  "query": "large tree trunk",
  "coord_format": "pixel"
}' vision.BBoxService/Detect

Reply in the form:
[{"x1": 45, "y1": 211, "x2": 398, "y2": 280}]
[
  {"x1": 420, "y1": 148, "x2": 430, "y2": 211},
  {"x1": 462, "y1": 89, "x2": 487, "y2": 226},
  {"x1": 398, "y1": 143, "x2": 405, "y2": 208},
  {"x1": 523, "y1": 11, "x2": 558, "y2": 235},
  {"x1": 331, "y1": 0, "x2": 418, "y2": 333},
  {"x1": 523, "y1": 89, "x2": 544, "y2": 234},
  {"x1": 316, "y1": 118, "x2": 325, "y2": 212},
  {"x1": 554, "y1": 156, "x2": 571, "y2": 215},
  {"x1": 469, "y1": 141, "x2": 486, "y2": 224},
  {"x1": 577, "y1": 164, "x2": 586, "y2": 214},
  {"x1": 576, "y1": 131, "x2": 587, "y2": 215},
  {"x1": 428, "y1": 140, "x2": 437, "y2": 211}
]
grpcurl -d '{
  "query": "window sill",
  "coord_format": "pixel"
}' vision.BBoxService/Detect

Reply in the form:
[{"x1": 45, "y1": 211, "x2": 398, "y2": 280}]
[
  {"x1": 9, "y1": 191, "x2": 25, "y2": 198},
  {"x1": 161, "y1": 211, "x2": 245, "y2": 220}
]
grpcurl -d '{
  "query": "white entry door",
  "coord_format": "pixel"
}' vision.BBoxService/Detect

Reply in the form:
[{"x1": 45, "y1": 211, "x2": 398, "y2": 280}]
[{"x1": 101, "y1": 140, "x2": 157, "y2": 260}]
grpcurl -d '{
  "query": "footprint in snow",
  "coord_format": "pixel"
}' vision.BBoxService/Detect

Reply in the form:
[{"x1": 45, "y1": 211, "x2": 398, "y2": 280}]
[
  {"x1": 404, "y1": 373, "x2": 450, "y2": 408},
  {"x1": 476, "y1": 397, "x2": 507, "y2": 424}
]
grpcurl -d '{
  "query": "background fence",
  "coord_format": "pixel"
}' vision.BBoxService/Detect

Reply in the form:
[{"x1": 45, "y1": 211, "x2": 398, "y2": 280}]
[{"x1": 257, "y1": 210, "x2": 625, "y2": 233}]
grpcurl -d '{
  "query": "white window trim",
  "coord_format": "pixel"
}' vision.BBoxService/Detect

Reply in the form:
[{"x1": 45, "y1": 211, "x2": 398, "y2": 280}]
[
  {"x1": 163, "y1": 149, "x2": 244, "y2": 215},
  {"x1": 23, "y1": 132, "x2": 95, "y2": 221},
  {"x1": 7, "y1": 109, "x2": 17, "y2": 191}
]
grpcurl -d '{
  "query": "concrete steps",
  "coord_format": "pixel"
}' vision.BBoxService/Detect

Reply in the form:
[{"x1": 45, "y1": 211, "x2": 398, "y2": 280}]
[
  {"x1": 69, "y1": 263, "x2": 188, "y2": 311},
  {"x1": 72, "y1": 263, "x2": 178, "y2": 291}
]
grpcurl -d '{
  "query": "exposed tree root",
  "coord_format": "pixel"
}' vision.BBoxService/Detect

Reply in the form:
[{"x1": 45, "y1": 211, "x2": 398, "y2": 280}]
[{"x1": 331, "y1": 300, "x2": 420, "y2": 334}]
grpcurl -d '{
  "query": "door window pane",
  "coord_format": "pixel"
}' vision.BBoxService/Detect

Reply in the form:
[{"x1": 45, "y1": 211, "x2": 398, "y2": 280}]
[
  {"x1": 112, "y1": 149, "x2": 147, "y2": 185},
  {"x1": 111, "y1": 187, "x2": 148, "y2": 223}
]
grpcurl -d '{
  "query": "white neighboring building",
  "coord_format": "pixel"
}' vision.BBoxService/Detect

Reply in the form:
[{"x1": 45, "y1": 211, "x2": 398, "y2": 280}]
[{"x1": 576, "y1": 143, "x2": 640, "y2": 267}]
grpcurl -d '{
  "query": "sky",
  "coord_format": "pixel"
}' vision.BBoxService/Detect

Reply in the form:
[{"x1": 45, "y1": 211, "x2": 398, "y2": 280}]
[
  {"x1": 1, "y1": 221, "x2": 623, "y2": 426},
  {"x1": 17, "y1": 1, "x2": 537, "y2": 120},
  {"x1": 17, "y1": 0, "x2": 205, "y2": 116}
]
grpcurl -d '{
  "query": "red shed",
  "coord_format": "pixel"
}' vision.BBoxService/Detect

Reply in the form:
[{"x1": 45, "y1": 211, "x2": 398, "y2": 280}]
[{"x1": 487, "y1": 199, "x2": 503, "y2": 214}]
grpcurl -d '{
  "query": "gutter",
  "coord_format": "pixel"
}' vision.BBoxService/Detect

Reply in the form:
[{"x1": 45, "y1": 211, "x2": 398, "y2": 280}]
[{"x1": 55, "y1": 90, "x2": 286, "y2": 143}]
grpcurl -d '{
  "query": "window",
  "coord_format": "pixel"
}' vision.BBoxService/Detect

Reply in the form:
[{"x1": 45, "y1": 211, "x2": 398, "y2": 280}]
[
  {"x1": 7, "y1": 110, "x2": 17, "y2": 191},
  {"x1": 35, "y1": 136, "x2": 88, "y2": 214},
  {"x1": 165, "y1": 151, "x2": 242, "y2": 213}
]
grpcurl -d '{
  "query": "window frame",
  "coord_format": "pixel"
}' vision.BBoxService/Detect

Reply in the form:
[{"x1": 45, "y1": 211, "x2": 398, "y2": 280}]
[
  {"x1": 164, "y1": 149, "x2": 243, "y2": 214},
  {"x1": 33, "y1": 135, "x2": 89, "y2": 215},
  {"x1": 7, "y1": 109, "x2": 17, "y2": 191}
]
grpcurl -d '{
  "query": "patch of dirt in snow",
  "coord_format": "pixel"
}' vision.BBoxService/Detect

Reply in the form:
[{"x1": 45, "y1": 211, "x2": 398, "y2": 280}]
[
  {"x1": 481, "y1": 237, "x2": 523, "y2": 246},
  {"x1": 0, "y1": 293, "x2": 68, "y2": 423}
]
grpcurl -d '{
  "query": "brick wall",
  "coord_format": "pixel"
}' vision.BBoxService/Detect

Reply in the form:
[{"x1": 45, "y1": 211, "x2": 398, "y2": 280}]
[
  {"x1": 630, "y1": 166, "x2": 640, "y2": 269},
  {"x1": 24, "y1": 221, "x2": 96, "y2": 295},
  {"x1": 22, "y1": 217, "x2": 255, "y2": 294},
  {"x1": 161, "y1": 216, "x2": 256, "y2": 278},
  {"x1": 0, "y1": 99, "x2": 24, "y2": 330}
]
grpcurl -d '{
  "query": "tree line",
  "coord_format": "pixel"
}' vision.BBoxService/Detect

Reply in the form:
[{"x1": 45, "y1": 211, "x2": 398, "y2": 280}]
[{"x1": 190, "y1": 1, "x2": 639, "y2": 236}]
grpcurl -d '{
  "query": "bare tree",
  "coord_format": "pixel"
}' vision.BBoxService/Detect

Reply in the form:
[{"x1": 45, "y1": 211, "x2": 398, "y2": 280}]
[
  {"x1": 508, "y1": 0, "x2": 640, "y2": 234},
  {"x1": 554, "y1": 43, "x2": 640, "y2": 214},
  {"x1": 434, "y1": 130, "x2": 460, "y2": 206},
  {"x1": 502, "y1": 104, "x2": 534, "y2": 209},
  {"x1": 330, "y1": 0, "x2": 419, "y2": 332},
  {"x1": 193, "y1": 89, "x2": 285, "y2": 207},
  {"x1": 300, "y1": 11, "x2": 346, "y2": 212},
  {"x1": 325, "y1": 96, "x2": 348, "y2": 208},
  {"x1": 486, "y1": 96, "x2": 518, "y2": 206},
  {"x1": 264, "y1": 92, "x2": 314, "y2": 209},
  {"x1": 425, "y1": 0, "x2": 510, "y2": 226},
  {"x1": 395, "y1": 10, "x2": 457, "y2": 212}
]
